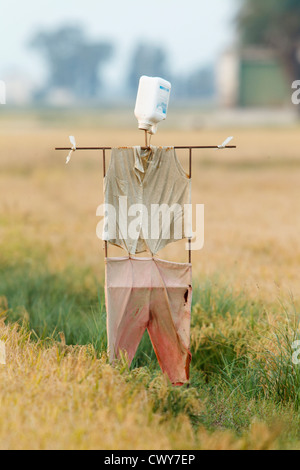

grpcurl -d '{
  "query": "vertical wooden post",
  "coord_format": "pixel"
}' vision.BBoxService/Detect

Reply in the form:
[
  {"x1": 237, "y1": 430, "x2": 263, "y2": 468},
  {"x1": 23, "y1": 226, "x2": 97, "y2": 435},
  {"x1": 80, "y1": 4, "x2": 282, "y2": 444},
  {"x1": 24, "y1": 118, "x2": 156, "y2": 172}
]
[{"x1": 188, "y1": 148, "x2": 192, "y2": 264}]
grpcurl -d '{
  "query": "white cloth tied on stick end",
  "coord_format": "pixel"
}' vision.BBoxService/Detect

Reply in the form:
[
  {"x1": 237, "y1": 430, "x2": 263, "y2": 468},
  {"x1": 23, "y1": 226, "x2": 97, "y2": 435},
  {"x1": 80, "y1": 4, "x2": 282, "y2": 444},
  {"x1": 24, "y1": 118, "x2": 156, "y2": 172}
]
[
  {"x1": 218, "y1": 136, "x2": 233, "y2": 149},
  {"x1": 66, "y1": 136, "x2": 76, "y2": 164}
]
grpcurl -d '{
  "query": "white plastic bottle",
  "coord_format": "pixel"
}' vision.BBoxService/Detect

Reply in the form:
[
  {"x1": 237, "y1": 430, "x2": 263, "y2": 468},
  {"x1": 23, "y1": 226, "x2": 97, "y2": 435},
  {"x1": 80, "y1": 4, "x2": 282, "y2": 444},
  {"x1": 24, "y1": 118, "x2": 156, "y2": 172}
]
[{"x1": 134, "y1": 76, "x2": 171, "y2": 135}]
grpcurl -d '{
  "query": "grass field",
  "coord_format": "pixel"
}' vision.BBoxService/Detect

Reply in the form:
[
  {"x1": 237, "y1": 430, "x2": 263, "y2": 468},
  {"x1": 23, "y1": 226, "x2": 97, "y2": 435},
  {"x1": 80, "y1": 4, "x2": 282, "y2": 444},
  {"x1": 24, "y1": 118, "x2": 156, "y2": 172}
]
[{"x1": 0, "y1": 108, "x2": 300, "y2": 449}]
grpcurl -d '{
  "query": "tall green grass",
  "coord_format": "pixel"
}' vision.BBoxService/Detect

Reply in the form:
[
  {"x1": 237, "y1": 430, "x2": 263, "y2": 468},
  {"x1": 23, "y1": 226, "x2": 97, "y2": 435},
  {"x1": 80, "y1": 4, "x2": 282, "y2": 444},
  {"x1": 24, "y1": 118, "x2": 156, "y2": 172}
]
[{"x1": 0, "y1": 260, "x2": 106, "y2": 348}]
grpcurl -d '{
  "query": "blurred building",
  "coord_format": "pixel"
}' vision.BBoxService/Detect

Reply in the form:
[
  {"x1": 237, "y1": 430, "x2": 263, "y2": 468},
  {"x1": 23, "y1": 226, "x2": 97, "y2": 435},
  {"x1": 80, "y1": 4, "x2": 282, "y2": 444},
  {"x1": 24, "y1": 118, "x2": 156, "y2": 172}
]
[
  {"x1": 3, "y1": 70, "x2": 35, "y2": 105},
  {"x1": 217, "y1": 48, "x2": 291, "y2": 108}
]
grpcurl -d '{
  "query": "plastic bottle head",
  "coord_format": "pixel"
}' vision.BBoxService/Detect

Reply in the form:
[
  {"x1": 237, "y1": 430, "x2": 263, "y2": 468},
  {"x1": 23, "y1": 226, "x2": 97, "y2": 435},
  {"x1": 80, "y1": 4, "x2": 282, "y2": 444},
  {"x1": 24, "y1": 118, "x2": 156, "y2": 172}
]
[{"x1": 135, "y1": 76, "x2": 171, "y2": 135}]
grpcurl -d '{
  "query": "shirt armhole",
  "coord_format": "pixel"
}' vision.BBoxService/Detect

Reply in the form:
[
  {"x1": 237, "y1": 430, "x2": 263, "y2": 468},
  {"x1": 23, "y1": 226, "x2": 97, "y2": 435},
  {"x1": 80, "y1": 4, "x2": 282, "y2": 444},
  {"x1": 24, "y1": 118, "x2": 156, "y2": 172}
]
[{"x1": 172, "y1": 148, "x2": 190, "y2": 180}]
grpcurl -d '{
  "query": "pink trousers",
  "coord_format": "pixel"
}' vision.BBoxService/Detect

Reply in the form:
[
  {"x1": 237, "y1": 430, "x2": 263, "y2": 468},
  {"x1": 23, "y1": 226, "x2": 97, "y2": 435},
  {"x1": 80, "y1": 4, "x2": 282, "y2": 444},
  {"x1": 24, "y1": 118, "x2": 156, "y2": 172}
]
[{"x1": 105, "y1": 257, "x2": 192, "y2": 385}]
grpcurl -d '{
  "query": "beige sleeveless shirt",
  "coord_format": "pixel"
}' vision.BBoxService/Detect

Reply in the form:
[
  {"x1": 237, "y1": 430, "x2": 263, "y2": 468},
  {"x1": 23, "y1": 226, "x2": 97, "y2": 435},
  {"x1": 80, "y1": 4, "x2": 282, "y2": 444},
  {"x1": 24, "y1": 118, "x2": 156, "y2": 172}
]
[{"x1": 103, "y1": 146, "x2": 191, "y2": 254}]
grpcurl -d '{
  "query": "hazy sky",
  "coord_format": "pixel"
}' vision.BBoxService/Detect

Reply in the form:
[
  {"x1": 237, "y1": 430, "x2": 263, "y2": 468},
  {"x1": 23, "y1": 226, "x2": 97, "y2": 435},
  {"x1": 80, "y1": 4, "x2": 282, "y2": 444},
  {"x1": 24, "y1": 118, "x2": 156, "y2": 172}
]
[{"x1": 0, "y1": 0, "x2": 237, "y2": 87}]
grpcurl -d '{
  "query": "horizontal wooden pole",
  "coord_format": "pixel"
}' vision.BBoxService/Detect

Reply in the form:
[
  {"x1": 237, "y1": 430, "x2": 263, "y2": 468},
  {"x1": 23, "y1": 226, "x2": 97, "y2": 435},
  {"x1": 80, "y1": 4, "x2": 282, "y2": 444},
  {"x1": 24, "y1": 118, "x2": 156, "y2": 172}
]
[{"x1": 55, "y1": 146, "x2": 236, "y2": 151}]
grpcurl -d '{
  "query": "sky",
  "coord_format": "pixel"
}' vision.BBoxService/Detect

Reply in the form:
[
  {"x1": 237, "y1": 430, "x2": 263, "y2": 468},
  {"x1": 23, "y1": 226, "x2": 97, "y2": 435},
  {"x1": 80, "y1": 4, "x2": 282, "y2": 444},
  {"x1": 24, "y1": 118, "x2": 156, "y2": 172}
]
[{"x1": 0, "y1": 0, "x2": 237, "y2": 89}]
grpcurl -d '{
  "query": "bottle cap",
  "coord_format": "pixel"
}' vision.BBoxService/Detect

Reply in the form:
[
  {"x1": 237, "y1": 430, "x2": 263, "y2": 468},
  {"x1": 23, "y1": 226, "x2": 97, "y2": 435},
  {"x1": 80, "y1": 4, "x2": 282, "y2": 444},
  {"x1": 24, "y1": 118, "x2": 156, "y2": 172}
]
[{"x1": 138, "y1": 121, "x2": 152, "y2": 131}]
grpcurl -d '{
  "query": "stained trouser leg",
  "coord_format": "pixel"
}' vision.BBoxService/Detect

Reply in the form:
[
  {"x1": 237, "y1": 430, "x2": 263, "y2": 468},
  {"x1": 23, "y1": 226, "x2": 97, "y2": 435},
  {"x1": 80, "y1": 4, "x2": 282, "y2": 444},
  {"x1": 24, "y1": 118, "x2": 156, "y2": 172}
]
[
  {"x1": 147, "y1": 260, "x2": 192, "y2": 385},
  {"x1": 112, "y1": 289, "x2": 150, "y2": 365},
  {"x1": 105, "y1": 258, "x2": 150, "y2": 365}
]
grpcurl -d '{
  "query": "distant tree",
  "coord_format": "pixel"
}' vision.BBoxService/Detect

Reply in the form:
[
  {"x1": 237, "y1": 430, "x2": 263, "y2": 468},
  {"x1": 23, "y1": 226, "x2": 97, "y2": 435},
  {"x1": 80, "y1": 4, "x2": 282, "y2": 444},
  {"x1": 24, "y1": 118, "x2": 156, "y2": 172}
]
[
  {"x1": 186, "y1": 66, "x2": 215, "y2": 99},
  {"x1": 237, "y1": 0, "x2": 300, "y2": 82},
  {"x1": 128, "y1": 43, "x2": 170, "y2": 92},
  {"x1": 30, "y1": 26, "x2": 114, "y2": 99}
]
